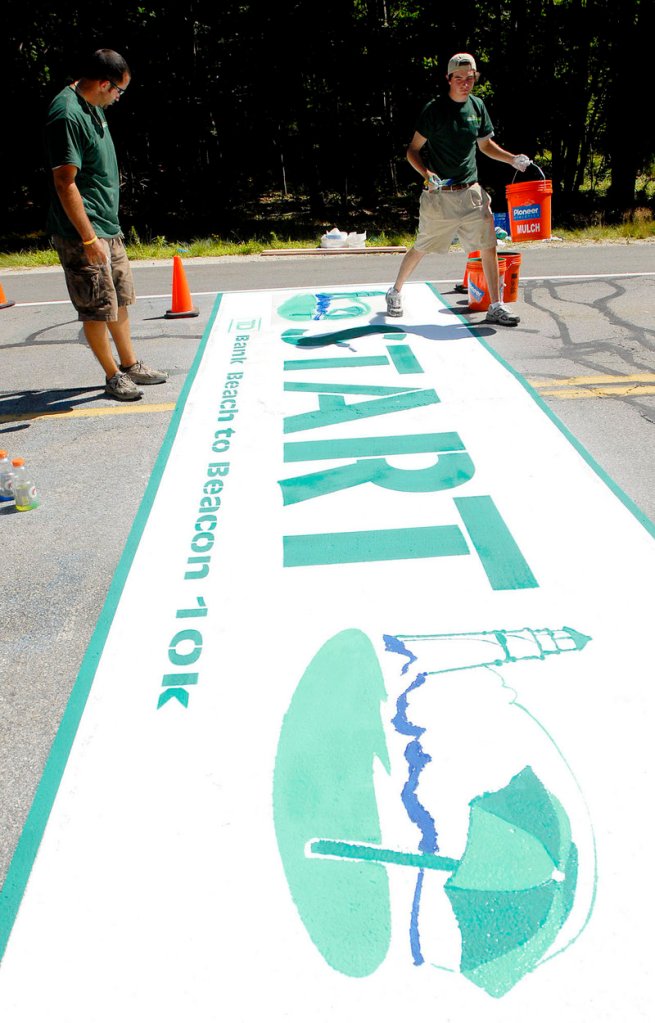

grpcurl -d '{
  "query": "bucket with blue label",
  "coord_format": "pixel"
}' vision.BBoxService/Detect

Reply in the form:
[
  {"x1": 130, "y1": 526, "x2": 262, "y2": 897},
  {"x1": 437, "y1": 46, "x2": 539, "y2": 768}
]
[
  {"x1": 506, "y1": 164, "x2": 552, "y2": 241},
  {"x1": 466, "y1": 256, "x2": 507, "y2": 312}
]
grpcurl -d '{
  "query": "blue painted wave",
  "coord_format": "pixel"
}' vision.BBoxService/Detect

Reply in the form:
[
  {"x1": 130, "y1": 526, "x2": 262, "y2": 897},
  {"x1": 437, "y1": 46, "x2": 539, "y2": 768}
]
[
  {"x1": 383, "y1": 634, "x2": 417, "y2": 675},
  {"x1": 385, "y1": 636, "x2": 439, "y2": 965},
  {"x1": 313, "y1": 293, "x2": 331, "y2": 320}
]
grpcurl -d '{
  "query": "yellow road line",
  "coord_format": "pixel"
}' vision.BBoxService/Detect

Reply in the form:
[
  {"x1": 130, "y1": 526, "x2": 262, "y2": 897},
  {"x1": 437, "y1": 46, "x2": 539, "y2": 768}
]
[
  {"x1": 0, "y1": 402, "x2": 176, "y2": 425},
  {"x1": 3, "y1": 373, "x2": 654, "y2": 424},
  {"x1": 536, "y1": 384, "x2": 655, "y2": 399},
  {"x1": 529, "y1": 372, "x2": 655, "y2": 399},
  {"x1": 528, "y1": 373, "x2": 655, "y2": 387}
]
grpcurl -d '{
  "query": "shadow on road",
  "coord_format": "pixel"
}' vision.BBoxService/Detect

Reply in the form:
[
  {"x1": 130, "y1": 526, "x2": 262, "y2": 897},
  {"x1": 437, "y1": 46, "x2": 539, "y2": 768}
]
[{"x1": 0, "y1": 387, "x2": 104, "y2": 432}]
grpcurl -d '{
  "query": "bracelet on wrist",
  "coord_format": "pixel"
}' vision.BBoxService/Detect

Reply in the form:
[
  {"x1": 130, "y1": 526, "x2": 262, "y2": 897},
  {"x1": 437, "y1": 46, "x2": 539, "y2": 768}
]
[{"x1": 82, "y1": 235, "x2": 98, "y2": 246}]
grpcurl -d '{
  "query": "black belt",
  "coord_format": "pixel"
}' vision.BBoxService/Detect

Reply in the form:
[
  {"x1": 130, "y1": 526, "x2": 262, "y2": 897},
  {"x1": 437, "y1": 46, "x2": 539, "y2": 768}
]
[{"x1": 440, "y1": 182, "x2": 475, "y2": 191}]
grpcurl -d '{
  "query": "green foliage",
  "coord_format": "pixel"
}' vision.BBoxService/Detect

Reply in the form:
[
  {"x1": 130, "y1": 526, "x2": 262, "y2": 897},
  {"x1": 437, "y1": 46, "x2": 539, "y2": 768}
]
[
  {"x1": 2, "y1": 0, "x2": 653, "y2": 239},
  {"x1": 2, "y1": 224, "x2": 654, "y2": 271}
]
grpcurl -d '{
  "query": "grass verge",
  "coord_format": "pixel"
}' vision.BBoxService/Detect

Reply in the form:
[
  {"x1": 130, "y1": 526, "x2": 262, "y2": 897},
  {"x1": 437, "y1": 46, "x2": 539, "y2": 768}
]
[{"x1": 0, "y1": 223, "x2": 653, "y2": 270}]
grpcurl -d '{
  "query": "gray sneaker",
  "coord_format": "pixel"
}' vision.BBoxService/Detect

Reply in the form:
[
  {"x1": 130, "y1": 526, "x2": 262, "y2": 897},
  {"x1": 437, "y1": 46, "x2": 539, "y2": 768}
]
[
  {"x1": 385, "y1": 288, "x2": 403, "y2": 317},
  {"x1": 105, "y1": 371, "x2": 144, "y2": 401},
  {"x1": 120, "y1": 360, "x2": 168, "y2": 385},
  {"x1": 484, "y1": 304, "x2": 521, "y2": 327}
]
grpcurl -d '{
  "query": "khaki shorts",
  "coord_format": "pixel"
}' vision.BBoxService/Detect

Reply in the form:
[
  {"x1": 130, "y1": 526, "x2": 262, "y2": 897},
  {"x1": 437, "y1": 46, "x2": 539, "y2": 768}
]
[
  {"x1": 414, "y1": 183, "x2": 496, "y2": 255},
  {"x1": 52, "y1": 235, "x2": 136, "y2": 322}
]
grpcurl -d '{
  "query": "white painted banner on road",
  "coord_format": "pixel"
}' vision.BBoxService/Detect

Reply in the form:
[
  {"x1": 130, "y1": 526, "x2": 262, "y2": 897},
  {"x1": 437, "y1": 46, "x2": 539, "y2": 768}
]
[{"x1": 1, "y1": 283, "x2": 654, "y2": 1020}]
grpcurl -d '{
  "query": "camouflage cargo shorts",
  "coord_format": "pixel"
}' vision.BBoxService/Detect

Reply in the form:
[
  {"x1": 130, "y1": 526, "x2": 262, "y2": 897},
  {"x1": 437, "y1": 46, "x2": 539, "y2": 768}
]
[{"x1": 52, "y1": 234, "x2": 136, "y2": 322}]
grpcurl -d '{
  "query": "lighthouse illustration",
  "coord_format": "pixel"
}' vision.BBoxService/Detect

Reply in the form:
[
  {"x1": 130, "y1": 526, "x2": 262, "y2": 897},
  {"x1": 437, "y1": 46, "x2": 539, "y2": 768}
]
[{"x1": 273, "y1": 624, "x2": 597, "y2": 998}]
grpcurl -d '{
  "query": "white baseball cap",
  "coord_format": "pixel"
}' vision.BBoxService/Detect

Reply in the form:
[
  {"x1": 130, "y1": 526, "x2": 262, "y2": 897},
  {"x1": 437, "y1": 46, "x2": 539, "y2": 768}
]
[{"x1": 447, "y1": 53, "x2": 477, "y2": 75}]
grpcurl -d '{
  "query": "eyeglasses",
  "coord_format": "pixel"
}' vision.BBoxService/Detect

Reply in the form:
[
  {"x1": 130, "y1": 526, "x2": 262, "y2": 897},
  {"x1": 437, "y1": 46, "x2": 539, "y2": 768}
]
[{"x1": 108, "y1": 80, "x2": 127, "y2": 96}]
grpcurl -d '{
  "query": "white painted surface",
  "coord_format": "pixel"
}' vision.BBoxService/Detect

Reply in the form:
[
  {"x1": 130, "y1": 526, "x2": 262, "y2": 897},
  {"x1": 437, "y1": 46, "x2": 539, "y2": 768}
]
[{"x1": 0, "y1": 284, "x2": 653, "y2": 1020}]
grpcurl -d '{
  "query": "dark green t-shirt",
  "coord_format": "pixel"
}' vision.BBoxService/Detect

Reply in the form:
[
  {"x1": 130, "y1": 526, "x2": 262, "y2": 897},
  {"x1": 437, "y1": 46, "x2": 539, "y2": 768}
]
[
  {"x1": 415, "y1": 94, "x2": 494, "y2": 185},
  {"x1": 45, "y1": 85, "x2": 122, "y2": 239}
]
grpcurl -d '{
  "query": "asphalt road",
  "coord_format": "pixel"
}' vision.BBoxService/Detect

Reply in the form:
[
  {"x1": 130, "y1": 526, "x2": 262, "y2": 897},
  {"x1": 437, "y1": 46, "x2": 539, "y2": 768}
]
[{"x1": 1, "y1": 240, "x2": 654, "y2": 890}]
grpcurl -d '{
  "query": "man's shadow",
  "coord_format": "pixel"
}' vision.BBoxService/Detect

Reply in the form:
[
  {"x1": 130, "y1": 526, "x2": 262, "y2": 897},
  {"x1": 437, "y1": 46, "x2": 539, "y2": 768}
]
[
  {"x1": 437, "y1": 286, "x2": 513, "y2": 334},
  {"x1": 0, "y1": 387, "x2": 104, "y2": 434}
]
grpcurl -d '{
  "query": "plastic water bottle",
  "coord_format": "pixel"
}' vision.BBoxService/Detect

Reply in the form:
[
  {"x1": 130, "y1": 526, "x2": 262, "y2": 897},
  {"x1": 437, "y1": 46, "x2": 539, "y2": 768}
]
[
  {"x1": 11, "y1": 458, "x2": 39, "y2": 512},
  {"x1": 0, "y1": 449, "x2": 15, "y2": 502}
]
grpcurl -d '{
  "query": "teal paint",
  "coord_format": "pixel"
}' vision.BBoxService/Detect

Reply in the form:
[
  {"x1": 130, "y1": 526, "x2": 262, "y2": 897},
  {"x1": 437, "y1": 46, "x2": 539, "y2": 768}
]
[
  {"x1": 392, "y1": 627, "x2": 592, "y2": 673},
  {"x1": 284, "y1": 389, "x2": 440, "y2": 434},
  {"x1": 278, "y1": 629, "x2": 588, "y2": 997},
  {"x1": 282, "y1": 344, "x2": 421, "y2": 374},
  {"x1": 310, "y1": 840, "x2": 459, "y2": 873},
  {"x1": 284, "y1": 382, "x2": 417, "y2": 396},
  {"x1": 283, "y1": 497, "x2": 536, "y2": 580},
  {"x1": 168, "y1": 629, "x2": 203, "y2": 665},
  {"x1": 273, "y1": 629, "x2": 391, "y2": 977},
  {"x1": 281, "y1": 325, "x2": 406, "y2": 346},
  {"x1": 157, "y1": 688, "x2": 190, "y2": 709},
  {"x1": 161, "y1": 672, "x2": 199, "y2": 688},
  {"x1": 386, "y1": 345, "x2": 424, "y2": 374},
  {"x1": 175, "y1": 597, "x2": 208, "y2": 619},
  {"x1": 444, "y1": 767, "x2": 578, "y2": 998},
  {"x1": 455, "y1": 495, "x2": 539, "y2": 591},
  {"x1": 283, "y1": 525, "x2": 469, "y2": 567},
  {"x1": 0, "y1": 296, "x2": 225, "y2": 961},
  {"x1": 281, "y1": 480, "x2": 534, "y2": 586},
  {"x1": 426, "y1": 280, "x2": 655, "y2": 540},
  {"x1": 3, "y1": 282, "x2": 620, "y2": 989},
  {"x1": 283, "y1": 433, "x2": 466, "y2": 462},
  {"x1": 158, "y1": 672, "x2": 199, "y2": 711},
  {"x1": 279, "y1": 451, "x2": 474, "y2": 505},
  {"x1": 277, "y1": 291, "x2": 383, "y2": 322},
  {"x1": 381, "y1": 622, "x2": 597, "y2": 978},
  {"x1": 284, "y1": 356, "x2": 390, "y2": 371},
  {"x1": 466, "y1": 763, "x2": 566, "y2": 870}
]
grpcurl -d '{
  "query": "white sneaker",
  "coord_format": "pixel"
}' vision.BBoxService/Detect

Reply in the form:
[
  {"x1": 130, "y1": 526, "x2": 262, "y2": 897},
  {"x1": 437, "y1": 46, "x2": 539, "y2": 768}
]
[
  {"x1": 386, "y1": 288, "x2": 403, "y2": 317},
  {"x1": 484, "y1": 303, "x2": 520, "y2": 327}
]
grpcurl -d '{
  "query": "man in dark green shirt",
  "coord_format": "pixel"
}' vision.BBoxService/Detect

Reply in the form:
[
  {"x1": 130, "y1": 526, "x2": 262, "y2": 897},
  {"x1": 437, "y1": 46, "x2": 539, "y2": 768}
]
[
  {"x1": 45, "y1": 48, "x2": 167, "y2": 400},
  {"x1": 386, "y1": 53, "x2": 531, "y2": 327}
]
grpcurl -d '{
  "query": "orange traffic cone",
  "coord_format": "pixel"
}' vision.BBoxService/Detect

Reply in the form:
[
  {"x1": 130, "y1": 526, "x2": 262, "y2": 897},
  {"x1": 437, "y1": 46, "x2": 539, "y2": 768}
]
[
  {"x1": 165, "y1": 255, "x2": 198, "y2": 319},
  {"x1": 0, "y1": 280, "x2": 15, "y2": 310}
]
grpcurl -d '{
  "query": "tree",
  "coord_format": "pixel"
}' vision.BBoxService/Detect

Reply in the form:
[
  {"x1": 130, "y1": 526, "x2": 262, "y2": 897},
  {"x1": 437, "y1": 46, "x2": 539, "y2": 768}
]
[{"x1": 2, "y1": 0, "x2": 651, "y2": 241}]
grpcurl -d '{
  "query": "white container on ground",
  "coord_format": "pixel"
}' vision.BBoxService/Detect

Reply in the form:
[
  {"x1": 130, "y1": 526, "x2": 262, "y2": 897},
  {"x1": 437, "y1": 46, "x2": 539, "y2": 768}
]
[
  {"x1": 320, "y1": 228, "x2": 348, "y2": 249},
  {"x1": 0, "y1": 449, "x2": 15, "y2": 502}
]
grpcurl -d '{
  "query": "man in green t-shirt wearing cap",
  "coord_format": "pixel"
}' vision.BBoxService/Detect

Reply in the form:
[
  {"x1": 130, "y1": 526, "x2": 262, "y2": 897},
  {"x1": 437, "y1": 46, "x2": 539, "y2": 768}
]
[
  {"x1": 45, "y1": 48, "x2": 167, "y2": 400},
  {"x1": 386, "y1": 52, "x2": 531, "y2": 327}
]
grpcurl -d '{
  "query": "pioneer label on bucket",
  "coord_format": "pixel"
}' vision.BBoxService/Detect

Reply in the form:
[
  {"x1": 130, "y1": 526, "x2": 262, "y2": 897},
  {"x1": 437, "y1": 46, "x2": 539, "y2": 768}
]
[{"x1": 512, "y1": 203, "x2": 541, "y2": 221}]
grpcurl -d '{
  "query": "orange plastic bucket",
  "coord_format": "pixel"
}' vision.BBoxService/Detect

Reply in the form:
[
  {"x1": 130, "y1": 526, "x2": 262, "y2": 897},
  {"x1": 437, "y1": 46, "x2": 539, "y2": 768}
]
[
  {"x1": 506, "y1": 165, "x2": 552, "y2": 241},
  {"x1": 502, "y1": 251, "x2": 522, "y2": 303},
  {"x1": 461, "y1": 250, "x2": 480, "y2": 290},
  {"x1": 467, "y1": 256, "x2": 507, "y2": 311}
]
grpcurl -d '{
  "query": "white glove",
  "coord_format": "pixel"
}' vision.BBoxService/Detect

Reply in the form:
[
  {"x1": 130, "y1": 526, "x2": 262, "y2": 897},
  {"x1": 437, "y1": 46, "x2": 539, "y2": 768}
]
[
  {"x1": 427, "y1": 173, "x2": 442, "y2": 192},
  {"x1": 511, "y1": 154, "x2": 531, "y2": 172}
]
